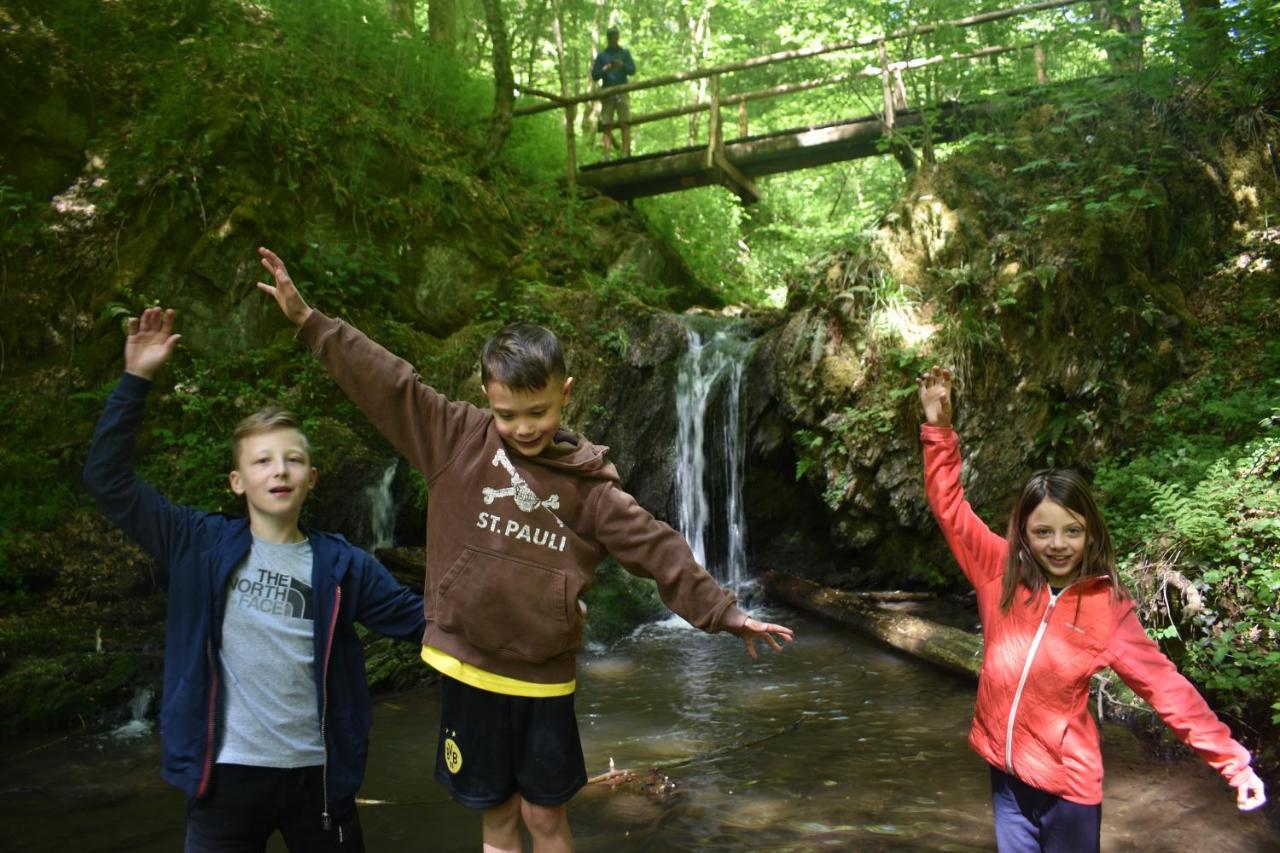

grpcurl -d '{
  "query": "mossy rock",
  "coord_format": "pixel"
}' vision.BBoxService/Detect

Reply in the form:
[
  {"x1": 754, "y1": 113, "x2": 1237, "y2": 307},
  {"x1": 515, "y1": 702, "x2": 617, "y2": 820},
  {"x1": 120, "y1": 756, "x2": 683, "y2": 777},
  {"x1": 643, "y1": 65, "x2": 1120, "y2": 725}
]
[
  {"x1": 0, "y1": 651, "x2": 141, "y2": 733},
  {"x1": 581, "y1": 559, "x2": 664, "y2": 647}
]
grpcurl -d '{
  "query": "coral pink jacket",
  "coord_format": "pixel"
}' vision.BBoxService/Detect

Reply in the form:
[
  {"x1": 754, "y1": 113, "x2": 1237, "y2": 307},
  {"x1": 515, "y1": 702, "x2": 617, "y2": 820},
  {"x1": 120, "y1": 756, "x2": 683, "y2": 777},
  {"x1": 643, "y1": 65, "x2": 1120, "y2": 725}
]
[{"x1": 922, "y1": 425, "x2": 1253, "y2": 804}]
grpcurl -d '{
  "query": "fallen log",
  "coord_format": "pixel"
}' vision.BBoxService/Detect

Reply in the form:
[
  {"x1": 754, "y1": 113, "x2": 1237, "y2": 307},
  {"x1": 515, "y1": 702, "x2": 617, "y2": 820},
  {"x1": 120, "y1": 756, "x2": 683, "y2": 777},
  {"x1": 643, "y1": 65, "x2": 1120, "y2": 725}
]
[
  {"x1": 374, "y1": 546, "x2": 425, "y2": 590},
  {"x1": 762, "y1": 572, "x2": 983, "y2": 680}
]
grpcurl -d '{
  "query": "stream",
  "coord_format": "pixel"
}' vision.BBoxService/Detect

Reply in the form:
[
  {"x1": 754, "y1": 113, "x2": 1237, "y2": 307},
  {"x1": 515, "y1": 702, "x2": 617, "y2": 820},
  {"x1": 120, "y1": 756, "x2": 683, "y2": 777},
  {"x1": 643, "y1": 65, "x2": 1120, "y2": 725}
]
[{"x1": 3, "y1": 605, "x2": 1274, "y2": 851}]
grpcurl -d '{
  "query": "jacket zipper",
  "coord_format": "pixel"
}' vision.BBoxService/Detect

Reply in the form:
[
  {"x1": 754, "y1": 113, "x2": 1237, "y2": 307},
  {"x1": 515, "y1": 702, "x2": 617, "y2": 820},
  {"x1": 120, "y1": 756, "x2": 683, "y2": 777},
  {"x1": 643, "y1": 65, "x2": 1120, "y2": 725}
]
[
  {"x1": 197, "y1": 638, "x2": 219, "y2": 797},
  {"x1": 320, "y1": 585, "x2": 341, "y2": 833},
  {"x1": 1003, "y1": 589, "x2": 1060, "y2": 774}
]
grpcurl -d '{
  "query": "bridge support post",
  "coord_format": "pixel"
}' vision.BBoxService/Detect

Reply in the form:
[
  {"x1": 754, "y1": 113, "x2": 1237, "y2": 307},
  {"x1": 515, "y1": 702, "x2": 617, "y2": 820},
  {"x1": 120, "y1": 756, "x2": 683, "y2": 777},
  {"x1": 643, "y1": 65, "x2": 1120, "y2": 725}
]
[
  {"x1": 706, "y1": 73, "x2": 722, "y2": 170},
  {"x1": 878, "y1": 39, "x2": 896, "y2": 129}
]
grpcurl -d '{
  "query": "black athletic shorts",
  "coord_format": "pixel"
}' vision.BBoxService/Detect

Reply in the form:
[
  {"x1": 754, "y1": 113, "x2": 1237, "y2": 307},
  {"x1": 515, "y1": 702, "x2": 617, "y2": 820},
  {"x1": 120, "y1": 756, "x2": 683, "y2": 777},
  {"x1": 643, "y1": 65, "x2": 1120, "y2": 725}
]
[{"x1": 434, "y1": 674, "x2": 587, "y2": 809}]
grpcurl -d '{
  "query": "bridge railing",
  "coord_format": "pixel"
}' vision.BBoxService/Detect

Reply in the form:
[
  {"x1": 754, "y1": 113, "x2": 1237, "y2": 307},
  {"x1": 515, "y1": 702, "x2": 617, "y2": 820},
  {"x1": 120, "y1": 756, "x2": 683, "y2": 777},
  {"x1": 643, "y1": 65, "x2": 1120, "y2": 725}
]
[{"x1": 514, "y1": 0, "x2": 1103, "y2": 190}]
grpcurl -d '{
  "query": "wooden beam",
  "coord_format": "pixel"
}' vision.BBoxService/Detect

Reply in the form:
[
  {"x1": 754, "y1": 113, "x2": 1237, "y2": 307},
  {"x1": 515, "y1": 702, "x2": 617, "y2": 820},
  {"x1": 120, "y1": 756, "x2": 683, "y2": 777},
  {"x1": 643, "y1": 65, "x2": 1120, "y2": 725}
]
[
  {"x1": 763, "y1": 572, "x2": 982, "y2": 680},
  {"x1": 712, "y1": 150, "x2": 760, "y2": 204},
  {"x1": 598, "y1": 42, "x2": 1045, "y2": 135},
  {"x1": 878, "y1": 39, "x2": 895, "y2": 128},
  {"x1": 861, "y1": 42, "x2": 1033, "y2": 76},
  {"x1": 578, "y1": 99, "x2": 995, "y2": 200},
  {"x1": 515, "y1": 0, "x2": 1091, "y2": 115}
]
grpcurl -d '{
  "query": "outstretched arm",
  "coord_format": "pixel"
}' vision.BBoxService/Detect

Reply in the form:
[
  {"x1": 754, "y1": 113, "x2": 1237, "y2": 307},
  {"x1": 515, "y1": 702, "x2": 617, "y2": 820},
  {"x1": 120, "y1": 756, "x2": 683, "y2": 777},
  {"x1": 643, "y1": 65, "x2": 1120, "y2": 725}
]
[
  {"x1": 916, "y1": 365, "x2": 1007, "y2": 587},
  {"x1": 726, "y1": 617, "x2": 794, "y2": 661},
  {"x1": 1108, "y1": 605, "x2": 1267, "y2": 812},
  {"x1": 256, "y1": 246, "x2": 314, "y2": 327},
  {"x1": 85, "y1": 308, "x2": 201, "y2": 564}
]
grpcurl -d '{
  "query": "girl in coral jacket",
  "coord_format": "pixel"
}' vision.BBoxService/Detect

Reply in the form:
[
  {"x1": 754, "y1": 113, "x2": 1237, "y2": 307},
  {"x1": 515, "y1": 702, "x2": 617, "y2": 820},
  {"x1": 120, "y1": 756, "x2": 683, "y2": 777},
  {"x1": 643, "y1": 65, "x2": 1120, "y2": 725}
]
[{"x1": 916, "y1": 366, "x2": 1266, "y2": 852}]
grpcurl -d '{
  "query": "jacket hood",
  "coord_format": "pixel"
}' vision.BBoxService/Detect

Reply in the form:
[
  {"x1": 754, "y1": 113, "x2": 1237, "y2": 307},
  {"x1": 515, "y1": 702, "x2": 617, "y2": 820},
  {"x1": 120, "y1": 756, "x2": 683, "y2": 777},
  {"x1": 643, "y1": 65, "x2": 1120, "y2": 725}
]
[{"x1": 524, "y1": 428, "x2": 621, "y2": 482}]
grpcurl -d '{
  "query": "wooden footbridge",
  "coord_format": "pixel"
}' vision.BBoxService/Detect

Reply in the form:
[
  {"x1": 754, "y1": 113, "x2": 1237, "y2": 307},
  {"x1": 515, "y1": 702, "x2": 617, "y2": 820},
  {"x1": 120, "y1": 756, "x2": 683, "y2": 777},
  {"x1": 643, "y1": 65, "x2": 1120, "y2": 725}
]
[{"x1": 514, "y1": 0, "x2": 1109, "y2": 204}]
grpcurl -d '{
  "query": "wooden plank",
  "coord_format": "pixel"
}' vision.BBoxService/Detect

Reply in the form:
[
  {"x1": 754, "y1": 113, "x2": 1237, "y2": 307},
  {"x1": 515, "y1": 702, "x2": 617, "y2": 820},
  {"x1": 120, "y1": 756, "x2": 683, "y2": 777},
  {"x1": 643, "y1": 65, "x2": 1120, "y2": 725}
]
[{"x1": 515, "y1": 0, "x2": 1091, "y2": 115}]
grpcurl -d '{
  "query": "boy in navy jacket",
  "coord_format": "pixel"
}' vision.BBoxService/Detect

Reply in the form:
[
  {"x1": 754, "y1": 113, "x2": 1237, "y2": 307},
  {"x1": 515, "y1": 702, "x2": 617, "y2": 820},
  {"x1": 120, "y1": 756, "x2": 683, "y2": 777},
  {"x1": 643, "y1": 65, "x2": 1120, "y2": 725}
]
[{"x1": 83, "y1": 307, "x2": 427, "y2": 852}]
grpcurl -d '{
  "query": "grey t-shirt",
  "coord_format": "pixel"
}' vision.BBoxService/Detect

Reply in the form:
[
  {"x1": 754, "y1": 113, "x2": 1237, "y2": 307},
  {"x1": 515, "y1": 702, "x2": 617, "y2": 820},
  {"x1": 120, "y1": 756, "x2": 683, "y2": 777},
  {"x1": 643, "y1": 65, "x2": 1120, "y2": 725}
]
[{"x1": 215, "y1": 537, "x2": 325, "y2": 767}]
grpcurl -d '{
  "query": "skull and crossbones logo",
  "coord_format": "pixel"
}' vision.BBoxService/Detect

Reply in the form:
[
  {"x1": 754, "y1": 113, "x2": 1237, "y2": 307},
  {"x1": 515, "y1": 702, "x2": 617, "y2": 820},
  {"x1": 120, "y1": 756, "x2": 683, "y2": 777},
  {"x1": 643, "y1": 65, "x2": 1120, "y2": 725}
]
[{"x1": 482, "y1": 448, "x2": 564, "y2": 527}]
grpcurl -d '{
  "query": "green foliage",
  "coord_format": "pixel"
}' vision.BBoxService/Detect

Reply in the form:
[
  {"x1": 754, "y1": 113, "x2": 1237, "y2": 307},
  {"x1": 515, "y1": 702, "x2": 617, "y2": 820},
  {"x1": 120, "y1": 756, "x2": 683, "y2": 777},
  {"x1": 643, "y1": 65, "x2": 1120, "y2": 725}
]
[
  {"x1": 138, "y1": 343, "x2": 359, "y2": 511},
  {"x1": 1106, "y1": 437, "x2": 1280, "y2": 756},
  {"x1": 1094, "y1": 262, "x2": 1280, "y2": 764}
]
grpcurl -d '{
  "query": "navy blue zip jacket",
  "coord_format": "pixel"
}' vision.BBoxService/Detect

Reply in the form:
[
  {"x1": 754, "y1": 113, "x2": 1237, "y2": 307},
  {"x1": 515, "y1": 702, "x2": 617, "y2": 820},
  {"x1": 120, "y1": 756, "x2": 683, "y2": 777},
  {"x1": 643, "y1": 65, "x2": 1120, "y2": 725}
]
[{"x1": 84, "y1": 372, "x2": 426, "y2": 806}]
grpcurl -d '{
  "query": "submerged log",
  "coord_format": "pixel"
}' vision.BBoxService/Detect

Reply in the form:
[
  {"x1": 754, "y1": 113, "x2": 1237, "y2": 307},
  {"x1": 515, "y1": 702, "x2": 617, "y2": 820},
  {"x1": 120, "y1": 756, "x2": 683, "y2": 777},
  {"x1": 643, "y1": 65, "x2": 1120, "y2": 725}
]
[{"x1": 762, "y1": 572, "x2": 983, "y2": 680}]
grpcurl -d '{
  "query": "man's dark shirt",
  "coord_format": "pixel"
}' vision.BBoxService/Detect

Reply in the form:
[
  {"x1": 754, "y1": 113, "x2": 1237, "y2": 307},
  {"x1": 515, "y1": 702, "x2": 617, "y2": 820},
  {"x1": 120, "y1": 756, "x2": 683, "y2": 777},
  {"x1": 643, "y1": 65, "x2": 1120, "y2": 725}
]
[{"x1": 592, "y1": 45, "x2": 635, "y2": 88}]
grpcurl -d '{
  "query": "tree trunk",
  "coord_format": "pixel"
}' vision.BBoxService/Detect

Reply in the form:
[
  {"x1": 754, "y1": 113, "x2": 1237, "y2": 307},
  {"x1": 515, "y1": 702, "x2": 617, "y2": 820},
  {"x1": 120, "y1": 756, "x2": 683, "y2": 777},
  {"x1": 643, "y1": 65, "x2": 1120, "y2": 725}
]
[
  {"x1": 386, "y1": 0, "x2": 416, "y2": 34},
  {"x1": 1092, "y1": 2, "x2": 1143, "y2": 72},
  {"x1": 428, "y1": 0, "x2": 457, "y2": 53},
  {"x1": 520, "y1": 0, "x2": 550, "y2": 87},
  {"x1": 762, "y1": 572, "x2": 983, "y2": 680},
  {"x1": 476, "y1": 0, "x2": 515, "y2": 175},
  {"x1": 1178, "y1": 0, "x2": 1232, "y2": 62}
]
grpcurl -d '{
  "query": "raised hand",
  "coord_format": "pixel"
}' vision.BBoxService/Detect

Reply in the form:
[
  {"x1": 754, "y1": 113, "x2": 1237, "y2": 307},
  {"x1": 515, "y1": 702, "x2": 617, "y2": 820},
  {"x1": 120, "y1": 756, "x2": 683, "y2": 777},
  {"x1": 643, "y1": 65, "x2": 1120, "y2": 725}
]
[
  {"x1": 256, "y1": 247, "x2": 313, "y2": 327},
  {"x1": 732, "y1": 616, "x2": 795, "y2": 661},
  {"x1": 124, "y1": 307, "x2": 182, "y2": 381},
  {"x1": 917, "y1": 365, "x2": 954, "y2": 429}
]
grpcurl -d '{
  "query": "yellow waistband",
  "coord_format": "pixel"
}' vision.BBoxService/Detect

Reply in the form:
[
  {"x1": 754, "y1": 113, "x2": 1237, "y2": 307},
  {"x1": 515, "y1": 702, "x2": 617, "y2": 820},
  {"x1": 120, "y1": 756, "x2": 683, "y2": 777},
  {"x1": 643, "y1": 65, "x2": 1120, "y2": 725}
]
[{"x1": 420, "y1": 645, "x2": 576, "y2": 698}]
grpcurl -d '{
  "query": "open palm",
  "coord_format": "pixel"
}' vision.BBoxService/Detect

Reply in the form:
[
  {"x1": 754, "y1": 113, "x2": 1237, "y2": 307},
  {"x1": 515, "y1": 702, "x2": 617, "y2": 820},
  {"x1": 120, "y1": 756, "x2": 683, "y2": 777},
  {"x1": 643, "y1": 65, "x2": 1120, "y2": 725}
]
[
  {"x1": 124, "y1": 307, "x2": 181, "y2": 381},
  {"x1": 917, "y1": 366, "x2": 953, "y2": 428}
]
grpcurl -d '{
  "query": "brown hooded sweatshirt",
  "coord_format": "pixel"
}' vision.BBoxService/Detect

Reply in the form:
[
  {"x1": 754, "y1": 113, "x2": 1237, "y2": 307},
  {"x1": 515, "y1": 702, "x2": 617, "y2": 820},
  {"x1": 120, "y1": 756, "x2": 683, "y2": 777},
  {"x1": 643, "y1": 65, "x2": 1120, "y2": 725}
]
[{"x1": 298, "y1": 312, "x2": 748, "y2": 686}]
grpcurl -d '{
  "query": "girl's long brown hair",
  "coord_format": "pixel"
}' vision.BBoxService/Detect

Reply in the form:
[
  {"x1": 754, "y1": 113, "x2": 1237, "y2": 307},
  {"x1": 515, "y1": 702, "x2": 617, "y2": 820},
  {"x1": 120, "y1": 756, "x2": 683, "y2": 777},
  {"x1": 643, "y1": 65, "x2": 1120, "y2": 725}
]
[{"x1": 1001, "y1": 469, "x2": 1127, "y2": 612}]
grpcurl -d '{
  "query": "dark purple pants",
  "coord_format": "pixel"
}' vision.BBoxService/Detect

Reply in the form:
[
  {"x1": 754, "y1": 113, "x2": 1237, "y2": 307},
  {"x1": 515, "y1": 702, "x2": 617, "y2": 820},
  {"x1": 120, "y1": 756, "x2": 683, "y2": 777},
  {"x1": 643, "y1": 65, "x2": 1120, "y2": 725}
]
[{"x1": 991, "y1": 766, "x2": 1101, "y2": 853}]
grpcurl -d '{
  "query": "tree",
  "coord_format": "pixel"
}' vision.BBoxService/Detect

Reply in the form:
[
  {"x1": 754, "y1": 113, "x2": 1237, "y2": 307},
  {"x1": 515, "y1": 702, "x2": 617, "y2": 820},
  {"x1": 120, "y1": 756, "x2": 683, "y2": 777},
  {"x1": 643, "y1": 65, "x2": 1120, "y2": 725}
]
[
  {"x1": 1178, "y1": 0, "x2": 1232, "y2": 64},
  {"x1": 429, "y1": 0, "x2": 458, "y2": 54},
  {"x1": 476, "y1": 0, "x2": 515, "y2": 174},
  {"x1": 387, "y1": 0, "x2": 416, "y2": 34},
  {"x1": 1092, "y1": 1, "x2": 1143, "y2": 72}
]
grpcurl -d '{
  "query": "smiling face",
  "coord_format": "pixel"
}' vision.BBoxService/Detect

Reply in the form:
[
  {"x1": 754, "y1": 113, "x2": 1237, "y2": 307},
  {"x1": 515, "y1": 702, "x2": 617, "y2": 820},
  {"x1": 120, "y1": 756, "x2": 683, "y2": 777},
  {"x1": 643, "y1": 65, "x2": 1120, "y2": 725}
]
[
  {"x1": 484, "y1": 377, "x2": 573, "y2": 458},
  {"x1": 228, "y1": 427, "x2": 317, "y2": 531},
  {"x1": 1024, "y1": 498, "x2": 1087, "y2": 585}
]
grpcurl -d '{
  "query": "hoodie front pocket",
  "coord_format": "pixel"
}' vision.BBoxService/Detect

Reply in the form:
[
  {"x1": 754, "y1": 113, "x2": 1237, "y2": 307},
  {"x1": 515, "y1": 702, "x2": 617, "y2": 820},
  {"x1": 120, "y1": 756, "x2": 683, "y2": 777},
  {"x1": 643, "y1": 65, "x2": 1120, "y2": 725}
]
[{"x1": 435, "y1": 547, "x2": 575, "y2": 662}]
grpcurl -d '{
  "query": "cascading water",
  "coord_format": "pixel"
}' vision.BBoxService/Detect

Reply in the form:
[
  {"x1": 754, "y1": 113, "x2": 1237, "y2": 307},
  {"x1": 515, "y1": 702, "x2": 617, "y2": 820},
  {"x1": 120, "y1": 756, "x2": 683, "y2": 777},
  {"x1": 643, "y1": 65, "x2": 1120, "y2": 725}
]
[
  {"x1": 365, "y1": 459, "x2": 399, "y2": 550},
  {"x1": 108, "y1": 686, "x2": 155, "y2": 740},
  {"x1": 673, "y1": 321, "x2": 753, "y2": 592}
]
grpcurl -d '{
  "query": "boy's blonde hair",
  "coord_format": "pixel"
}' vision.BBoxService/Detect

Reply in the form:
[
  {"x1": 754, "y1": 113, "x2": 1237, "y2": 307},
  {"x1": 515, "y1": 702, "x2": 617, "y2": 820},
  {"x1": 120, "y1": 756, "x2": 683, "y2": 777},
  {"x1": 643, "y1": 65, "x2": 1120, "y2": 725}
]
[{"x1": 231, "y1": 406, "x2": 312, "y2": 468}]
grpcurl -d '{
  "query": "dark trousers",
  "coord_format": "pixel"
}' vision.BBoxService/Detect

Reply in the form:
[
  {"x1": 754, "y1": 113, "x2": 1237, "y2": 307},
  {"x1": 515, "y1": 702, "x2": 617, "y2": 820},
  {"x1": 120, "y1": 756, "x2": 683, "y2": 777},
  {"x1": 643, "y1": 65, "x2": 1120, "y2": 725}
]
[
  {"x1": 184, "y1": 763, "x2": 363, "y2": 853},
  {"x1": 991, "y1": 766, "x2": 1101, "y2": 853}
]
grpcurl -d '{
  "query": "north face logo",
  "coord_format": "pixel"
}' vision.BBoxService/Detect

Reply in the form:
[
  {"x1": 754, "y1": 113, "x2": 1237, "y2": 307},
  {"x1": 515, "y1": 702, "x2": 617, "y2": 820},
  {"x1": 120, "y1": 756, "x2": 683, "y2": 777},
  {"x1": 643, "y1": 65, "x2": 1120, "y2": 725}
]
[{"x1": 482, "y1": 448, "x2": 565, "y2": 527}]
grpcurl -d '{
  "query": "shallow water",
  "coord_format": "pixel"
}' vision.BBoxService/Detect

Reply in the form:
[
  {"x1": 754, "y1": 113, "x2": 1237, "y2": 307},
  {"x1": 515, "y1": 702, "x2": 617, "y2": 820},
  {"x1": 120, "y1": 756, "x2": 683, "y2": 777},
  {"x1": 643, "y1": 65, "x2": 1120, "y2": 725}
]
[{"x1": 2, "y1": 607, "x2": 1274, "y2": 851}]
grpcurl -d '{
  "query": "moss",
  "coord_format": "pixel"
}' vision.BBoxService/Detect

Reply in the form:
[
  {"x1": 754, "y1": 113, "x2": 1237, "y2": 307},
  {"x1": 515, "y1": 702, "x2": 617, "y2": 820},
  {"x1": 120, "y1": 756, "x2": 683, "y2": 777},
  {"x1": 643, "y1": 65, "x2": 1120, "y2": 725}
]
[
  {"x1": 0, "y1": 651, "x2": 141, "y2": 733},
  {"x1": 581, "y1": 559, "x2": 664, "y2": 647}
]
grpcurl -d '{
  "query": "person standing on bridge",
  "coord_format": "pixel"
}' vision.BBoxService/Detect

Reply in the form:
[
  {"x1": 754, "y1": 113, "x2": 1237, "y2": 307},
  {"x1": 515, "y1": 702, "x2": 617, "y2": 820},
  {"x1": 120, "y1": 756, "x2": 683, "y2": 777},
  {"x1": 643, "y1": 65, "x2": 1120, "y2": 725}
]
[{"x1": 591, "y1": 26, "x2": 635, "y2": 158}]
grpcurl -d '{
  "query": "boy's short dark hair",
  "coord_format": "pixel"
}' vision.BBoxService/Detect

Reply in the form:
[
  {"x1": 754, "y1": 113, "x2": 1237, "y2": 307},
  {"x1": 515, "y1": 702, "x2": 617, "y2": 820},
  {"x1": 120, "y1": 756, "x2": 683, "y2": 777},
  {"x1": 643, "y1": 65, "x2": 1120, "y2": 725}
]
[
  {"x1": 480, "y1": 323, "x2": 566, "y2": 391},
  {"x1": 231, "y1": 406, "x2": 312, "y2": 468}
]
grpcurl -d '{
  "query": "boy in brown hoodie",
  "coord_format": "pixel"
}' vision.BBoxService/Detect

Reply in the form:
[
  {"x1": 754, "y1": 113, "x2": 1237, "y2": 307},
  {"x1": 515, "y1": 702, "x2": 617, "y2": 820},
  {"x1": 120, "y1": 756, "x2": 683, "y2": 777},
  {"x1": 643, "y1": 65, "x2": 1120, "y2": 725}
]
[{"x1": 256, "y1": 247, "x2": 793, "y2": 852}]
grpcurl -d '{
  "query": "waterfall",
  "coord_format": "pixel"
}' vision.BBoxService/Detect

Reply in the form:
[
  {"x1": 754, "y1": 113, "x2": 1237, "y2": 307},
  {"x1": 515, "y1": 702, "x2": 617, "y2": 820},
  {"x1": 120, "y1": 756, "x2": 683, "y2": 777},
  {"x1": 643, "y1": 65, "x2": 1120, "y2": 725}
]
[
  {"x1": 365, "y1": 459, "x2": 398, "y2": 550},
  {"x1": 673, "y1": 321, "x2": 752, "y2": 591},
  {"x1": 108, "y1": 686, "x2": 155, "y2": 740}
]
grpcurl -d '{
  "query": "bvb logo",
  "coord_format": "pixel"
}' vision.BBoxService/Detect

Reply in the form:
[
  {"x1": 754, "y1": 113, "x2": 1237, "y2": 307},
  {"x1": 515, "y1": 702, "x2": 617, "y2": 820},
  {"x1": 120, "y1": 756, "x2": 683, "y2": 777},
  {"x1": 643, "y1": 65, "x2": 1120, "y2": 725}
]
[{"x1": 444, "y1": 735, "x2": 463, "y2": 774}]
